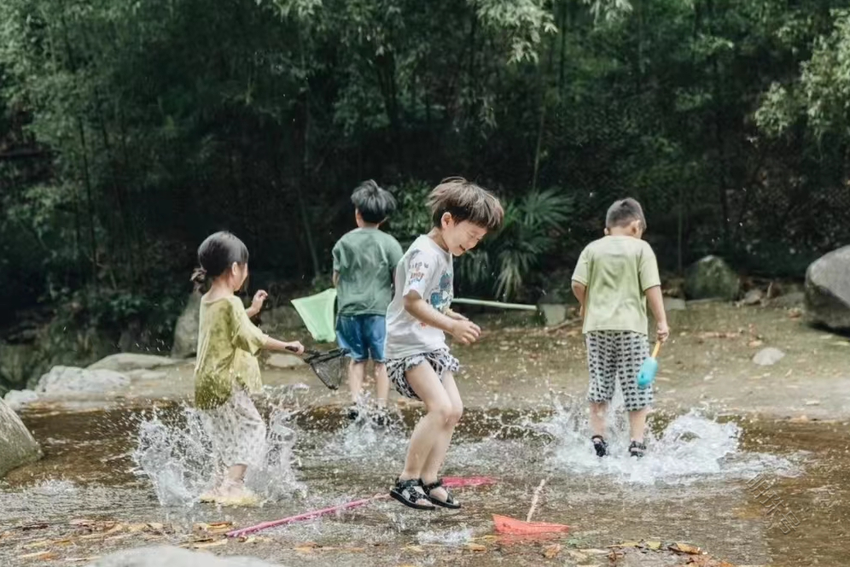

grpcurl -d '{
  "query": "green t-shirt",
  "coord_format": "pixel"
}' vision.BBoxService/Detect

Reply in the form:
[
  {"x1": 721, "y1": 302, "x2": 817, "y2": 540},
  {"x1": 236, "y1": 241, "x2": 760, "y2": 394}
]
[
  {"x1": 194, "y1": 295, "x2": 267, "y2": 410},
  {"x1": 571, "y1": 235, "x2": 661, "y2": 335},
  {"x1": 332, "y1": 228, "x2": 404, "y2": 317}
]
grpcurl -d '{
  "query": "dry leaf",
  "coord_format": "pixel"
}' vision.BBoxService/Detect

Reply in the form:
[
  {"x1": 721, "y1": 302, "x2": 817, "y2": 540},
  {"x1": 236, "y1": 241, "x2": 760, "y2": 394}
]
[
  {"x1": 542, "y1": 543, "x2": 562, "y2": 558},
  {"x1": 670, "y1": 542, "x2": 702, "y2": 554},
  {"x1": 465, "y1": 543, "x2": 487, "y2": 552},
  {"x1": 18, "y1": 550, "x2": 59, "y2": 560},
  {"x1": 294, "y1": 546, "x2": 315, "y2": 554},
  {"x1": 403, "y1": 545, "x2": 425, "y2": 553},
  {"x1": 611, "y1": 541, "x2": 641, "y2": 548},
  {"x1": 644, "y1": 541, "x2": 662, "y2": 550},
  {"x1": 191, "y1": 539, "x2": 227, "y2": 549},
  {"x1": 567, "y1": 550, "x2": 588, "y2": 561}
]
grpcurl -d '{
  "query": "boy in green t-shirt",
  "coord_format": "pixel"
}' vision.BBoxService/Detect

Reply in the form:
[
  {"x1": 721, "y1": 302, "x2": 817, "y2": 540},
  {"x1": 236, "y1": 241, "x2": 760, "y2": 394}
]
[
  {"x1": 332, "y1": 180, "x2": 404, "y2": 421},
  {"x1": 571, "y1": 198, "x2": 670, "y2": 458}
]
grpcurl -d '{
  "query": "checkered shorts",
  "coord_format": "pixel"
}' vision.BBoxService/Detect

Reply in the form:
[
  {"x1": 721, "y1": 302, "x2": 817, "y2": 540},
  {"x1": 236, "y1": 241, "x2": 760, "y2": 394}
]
[
  {"x1": 585, "y1": 330, "x2": 653, "y2": 412},
  {"x1": 386, "y1": 349, "x2": 460, "y2": 400}
]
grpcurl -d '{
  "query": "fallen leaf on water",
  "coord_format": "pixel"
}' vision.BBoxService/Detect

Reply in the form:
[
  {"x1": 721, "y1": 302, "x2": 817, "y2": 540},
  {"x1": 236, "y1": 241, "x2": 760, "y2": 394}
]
[
  {"x1": 805, "y1": 400, "x2": 821, "y2": 406},
  {"x1": 670, "y1": 542, "x2": 702, "y2": 554},
  {"x1": 644, "y1": 541, "x2": 662, "y2": 550},
  {"x1": 191, "y1": 539, "x2": 228, "y2": 549},
  {"x1": 20, "y1": 523, "x2": 49, "y2": 531},
  {"x1": 193, "y1": 522, "x2": 233, "y2": 535},
  {"x1": 748, "y1": 340, "x2": 764, "y2": 348},
  {"x1": 465, "y1": 543, "x2": 487, "y2": 552},
  {"x1": 542, "y1": 543, "x2": 562, "y2": 558},
  {"x1": 22, "y1": 539, "x2": 54, "y2": 549},
  {"x1": 18, "y1": 551, "x2": 59, "y2": 560},
  {"x1": 581, "y1": 548, "x2": 609, "y2": 555},
  {"x1": 611, "y1": 541, "x2": 641, "y2": 548},
  {"x1": 789, "y1": 415, "x2": 809, "y2": 423},
  {"x1": 403, "y1": 545, "x2": 425, "y2": 553},
  {"x1": 568, "y1": 550, "x2": 588, "y2": 561}
]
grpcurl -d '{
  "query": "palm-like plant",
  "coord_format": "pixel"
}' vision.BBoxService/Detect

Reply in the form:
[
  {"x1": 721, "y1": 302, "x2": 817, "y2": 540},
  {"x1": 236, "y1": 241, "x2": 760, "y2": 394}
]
[{"x1": 458, "y1": 188, "x2": 573, "y2": 300}]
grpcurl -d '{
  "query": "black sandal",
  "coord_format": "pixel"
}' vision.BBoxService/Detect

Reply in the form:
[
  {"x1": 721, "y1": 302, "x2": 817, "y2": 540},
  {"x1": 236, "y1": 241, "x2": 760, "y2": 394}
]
[
  {"x1": 591, "y1": 435, "x2": 608, "y2": 457},
  {"x1": 390, "y1": 478, "x2": 436, "y2": 511},
  {"x1": 629, "y1": 440, "x2": 647, "y2": 458},
  {"x1": 422, "y1": 479, "x2": 461, "y2": 509}
]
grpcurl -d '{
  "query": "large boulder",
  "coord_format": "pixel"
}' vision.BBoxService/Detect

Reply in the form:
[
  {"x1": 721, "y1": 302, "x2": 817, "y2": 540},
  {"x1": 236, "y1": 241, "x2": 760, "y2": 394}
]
[
  {"x1": 0, "y1": 398, "x2": 42, "y2": 477},
  {"x1": 684, "y1": 256, "x2": 740, "y2": 301},
  {"x1": 88, "y1": 353, "x2": 179, "y2": 373},
  {"x1": 171, "y1": 292, "x2": 202, "y2": 358},
  {"x1": 805, "y1": 245, "x2": 850, "y2": 330},
  {"x1": 36, "y1": 366, "x2": 130, "y2": 395},
  {"x1": 4, "y1": 389, "x2": 39, "y2": 411},
  {"x1": 87, "y1": 546, "x2": 283, "y2": 567}
]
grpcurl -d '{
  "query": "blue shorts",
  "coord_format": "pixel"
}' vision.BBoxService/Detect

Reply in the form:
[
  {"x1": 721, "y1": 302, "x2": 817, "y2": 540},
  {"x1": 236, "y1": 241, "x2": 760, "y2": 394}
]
[{"x1": 336, "y1": 315, "x2": 387, "y2": 363}]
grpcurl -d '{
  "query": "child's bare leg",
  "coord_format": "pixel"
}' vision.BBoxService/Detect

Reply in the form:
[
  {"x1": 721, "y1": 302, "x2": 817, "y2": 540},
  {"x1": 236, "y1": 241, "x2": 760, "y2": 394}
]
[
  {"x1": 628, "y1": 407, "x2": 649, "y2": 443},
  {"x1": 589, "y1": 401, "x2": 608, "y2": 438},
  {"x1": 348, "y1": 360, "x2": 366, "y2": 404},
  {"x1": 399, "y1": 364, "x2": 454, "y2": 486},
  {"x1": 420, "y1": 372, "x2": 462, "y2": 503},
  {"x1": 374, "y1": 363, "x2": 389, "y2": 408}
]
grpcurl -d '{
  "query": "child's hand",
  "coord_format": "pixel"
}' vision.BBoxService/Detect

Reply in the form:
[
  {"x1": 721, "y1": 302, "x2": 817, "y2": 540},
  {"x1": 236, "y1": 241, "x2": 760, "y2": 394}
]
[
  {"x1": 450, "y1": 319, "x2": 481, "y2": 345},
  {"x1": 657, "y1": 322, "x2": 670, "y2": 343},
  {"x1": 285, "y1": 341, "x2": 305, "y2": 355},
  {"x1": 251, "y1": 290, "x2": 268, "y2": 311}
]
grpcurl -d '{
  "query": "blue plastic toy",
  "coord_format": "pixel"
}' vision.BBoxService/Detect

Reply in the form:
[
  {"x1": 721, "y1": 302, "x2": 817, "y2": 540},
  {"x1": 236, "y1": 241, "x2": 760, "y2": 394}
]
[{"x1": 637, "y1": 342, "x2": 662, "y2": 389}]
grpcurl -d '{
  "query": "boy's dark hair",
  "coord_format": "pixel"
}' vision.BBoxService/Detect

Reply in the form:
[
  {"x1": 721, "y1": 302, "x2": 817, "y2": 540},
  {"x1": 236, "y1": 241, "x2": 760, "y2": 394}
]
[
  {"x1": 191, "y1": 231, "x2": 249, "y2": 287},
  {"x1": 605, "y1": 198, "x2": 646, "y2": 230},
  {"x1": 427, "y1": 177, "x2": 504, "y2": 231},
  {"x1": 351, "y1": 180, "x2": 397, "y2": 224}
]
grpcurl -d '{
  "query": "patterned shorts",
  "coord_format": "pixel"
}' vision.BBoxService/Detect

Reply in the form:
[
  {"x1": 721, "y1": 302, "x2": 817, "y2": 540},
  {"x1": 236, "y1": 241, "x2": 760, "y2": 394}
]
[
  {"x1": 585, "y1": 331, "x2": 653, "y2": 412},
  {"x1": 200, "y1": 386, "x2": 267, "y2": 469},
  {"x1": 386, "y1": 349, "x2": 460, "y2": 400}
]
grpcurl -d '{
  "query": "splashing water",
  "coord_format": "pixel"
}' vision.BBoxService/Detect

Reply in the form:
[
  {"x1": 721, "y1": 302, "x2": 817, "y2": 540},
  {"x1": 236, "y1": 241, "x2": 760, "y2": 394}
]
[
  {"x1": 132, "y1": 401, "x2": 303, "y2": 506},
  {"x1": 534, "y1": 399, "x2": 799, "y2": 485},
  {"x1": 417, "y1": 526, "x2": 474, "y2": 546}
]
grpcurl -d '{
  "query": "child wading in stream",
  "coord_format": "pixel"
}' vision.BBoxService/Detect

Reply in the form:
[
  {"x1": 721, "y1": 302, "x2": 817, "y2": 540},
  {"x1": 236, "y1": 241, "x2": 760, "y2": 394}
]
[
  {"x1": 385, "y1": 178, "x2": 503, "y2": 510},
  {"x1": 332, "y1": 180, "x2": 404, "y2": 422},
  {"x1": 571, "y1": 198, "x2": 669, "y2": 458},
  {"x1": 191, "y1": 231, "x2": 304, "y2": 505}
]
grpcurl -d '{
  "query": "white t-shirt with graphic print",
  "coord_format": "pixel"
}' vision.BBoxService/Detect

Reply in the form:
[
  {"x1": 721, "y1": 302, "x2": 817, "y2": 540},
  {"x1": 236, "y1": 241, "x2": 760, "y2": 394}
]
[{"x1": 384, "y1": 235, "x2": 454, "y2": 359}]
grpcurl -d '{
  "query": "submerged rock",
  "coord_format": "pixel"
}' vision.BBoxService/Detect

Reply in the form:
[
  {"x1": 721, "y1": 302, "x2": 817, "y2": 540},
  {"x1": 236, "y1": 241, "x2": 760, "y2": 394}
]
[
  {"x1": 805, "y1": 245, "x2": 850, "y2": 330},
  {"x1": 684, "y1": 256, "x2": 740, "y2": 301},
  {"x1": 86, "y1": 545, "x2": 284, "y2": 567},
  {"x1": 0, "y1": 398, "x2": 42, "y2": 477},
  {"x1": 265, "y1": 353, "x2": 306, "y2": 369},
  {"x1": 37, "y1": 366, "x2": 130, "y2": 395}
]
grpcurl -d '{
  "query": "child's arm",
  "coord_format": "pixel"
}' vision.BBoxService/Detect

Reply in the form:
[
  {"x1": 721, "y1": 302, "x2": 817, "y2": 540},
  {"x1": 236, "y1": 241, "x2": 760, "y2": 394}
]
[
  {"x1": 571, "y1": 281, "x2": 587, "y2": 319},
  {"x1": 445, "y1": 308, "x2": 468, "y2": 321},
  {"x1": 645, "y1": 286, "x2": 669, "y2": 342},
  {"x1": 264, "y1": 336, "x2": 305, "y2": 354},
  {"x1": 332, "y1": 271, "x2": 340, "y2": 287},
  {"x1": 404, "y1": 292, "x2": 480, "y2": 345},
  {"x1": 245, "y1": 290, "x2": 268, "y2": 319}
]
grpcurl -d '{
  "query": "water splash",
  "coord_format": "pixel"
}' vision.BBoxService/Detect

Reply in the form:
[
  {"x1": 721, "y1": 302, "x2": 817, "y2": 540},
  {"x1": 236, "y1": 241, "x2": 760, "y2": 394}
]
[
  {"x1": 132, "y1": 400, "x2": 303, "y2": 506},
  {"x1": 417, "y1": 526, "x2": 474, "y2": 546},
  {"x1": 535, "y1": 399, "x2": 798, "y2": 485}
]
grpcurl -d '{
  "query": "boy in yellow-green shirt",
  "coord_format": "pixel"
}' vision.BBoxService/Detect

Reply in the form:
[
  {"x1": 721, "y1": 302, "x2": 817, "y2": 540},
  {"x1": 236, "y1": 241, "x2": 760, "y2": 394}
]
[{"x1": 571, "y1": 198, "x2": 669, "y2": 458}]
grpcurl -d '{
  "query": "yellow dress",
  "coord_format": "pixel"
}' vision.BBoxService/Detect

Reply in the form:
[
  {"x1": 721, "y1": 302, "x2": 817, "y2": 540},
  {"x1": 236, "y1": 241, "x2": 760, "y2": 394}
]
[{"x1": 194, "y1": 295, "x2": 267, "y2": 410}]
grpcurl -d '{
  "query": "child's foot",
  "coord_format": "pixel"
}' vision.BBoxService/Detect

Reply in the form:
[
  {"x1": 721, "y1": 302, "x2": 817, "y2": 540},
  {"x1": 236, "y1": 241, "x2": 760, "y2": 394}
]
[
  {"x1": 421, "y1": 479, "x2": 461, "y2": 509},
  {"x1": 390, "y1": 478, "x2": 436, "y2": 511},
  {"x1": 629, "y1": 440, "x2": 646, "y2": 458},
  {"x1": 215, "y1": 483, "x2": 260, "y2": 506},
  {"x1": 346, "y1": 405, "x2": 359, "y2": 420},
  {"x1": 199, "y1": 487, "x2": 222, "y2": 503},
  {"x1": 591, "y1": 435, "x2": 608, "y2": 457}
]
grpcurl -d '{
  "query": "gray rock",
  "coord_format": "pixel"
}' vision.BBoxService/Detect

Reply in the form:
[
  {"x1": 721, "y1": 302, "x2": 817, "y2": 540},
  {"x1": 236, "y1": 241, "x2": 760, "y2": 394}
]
[
  {"x1": 753, "y1": 347, "x2": 785, "y2": 366},
  {"x1": 265, "y1": 354, "x2": 306, "y2": 369},
  {"x1": 262, "y1": 305, "x2": 304, "y2": 332},
  {"x1": 3, "y1": 389, "x2": 39, "y2": 411},
  {"x1": 685, "y1": 256, "x2": 741, "y2": 300},
  {"x1": 770, "y1": 291, "x2": 805, "y2": 309},
  {"x1": 88, "y1": 353, "x2": 179, "y2": 373},
  {"x1": 0, "y1": 398, "x2": 42, "y2": 477},
  {"x1": 86, "y1": 545, "x2": 284, "y2": 567},
  {"x1": 172, "y1": 292, "x2": 202, "y2": 358},
  {"x1": 741, "y1": 288, "x2": 764, "y2": 306},
  {"x1": 126, "y1": 370, "x2": 168, "y2": 381},
  {"x1": 684, "y1": 255, "x2": 740, "y2": 301},
  {"x1": 36, "y1": 366, "x2": 130, "y2": 395},
  {"x1": 663, "y1": 297, "x2": 687, "y2": 312},
  {"x1": 538, "y1": 303, "x2": 568, "y2": 326},
  {"x1": 805, "y1": 245, "x2": 850, "y2": 330}
]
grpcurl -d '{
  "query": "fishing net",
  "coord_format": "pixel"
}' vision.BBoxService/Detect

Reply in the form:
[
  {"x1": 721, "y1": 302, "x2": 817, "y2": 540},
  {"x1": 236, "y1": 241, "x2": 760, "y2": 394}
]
[{"x1": 304, "y1": 348, "x2": 349, "y2": 390}]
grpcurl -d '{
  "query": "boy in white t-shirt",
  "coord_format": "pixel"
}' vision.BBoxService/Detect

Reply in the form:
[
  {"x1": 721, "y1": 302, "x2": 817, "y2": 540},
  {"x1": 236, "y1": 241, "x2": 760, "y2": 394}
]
[{"x1": 386, "y1": 177, "x2": 504, "y2": 511}]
